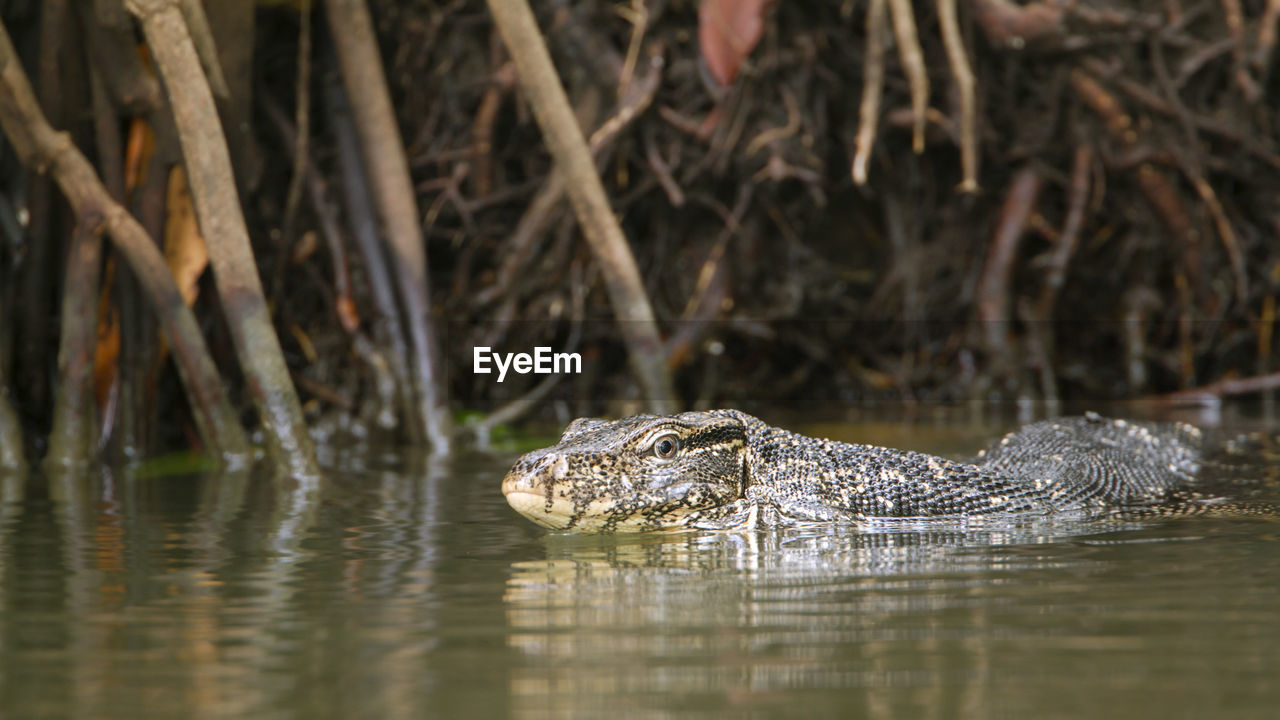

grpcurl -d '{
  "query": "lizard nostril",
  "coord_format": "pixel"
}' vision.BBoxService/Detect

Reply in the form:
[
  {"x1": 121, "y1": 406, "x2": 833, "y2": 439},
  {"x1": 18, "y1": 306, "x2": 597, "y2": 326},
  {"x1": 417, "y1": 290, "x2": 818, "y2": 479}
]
[{"x1": 551, "y1": 457, "x2": 568, "y2": 480}]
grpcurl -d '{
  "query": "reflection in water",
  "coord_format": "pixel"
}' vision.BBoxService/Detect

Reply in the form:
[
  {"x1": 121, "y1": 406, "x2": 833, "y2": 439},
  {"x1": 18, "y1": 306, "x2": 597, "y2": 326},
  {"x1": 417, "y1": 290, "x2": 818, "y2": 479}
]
[
  {"x1": 503, "y1": 524, "x2": 1081, "y2": 717},
  {"x1": 505, "y1": 519, "x2": 1280, "y2": 718},
  {"x1": 0, "y1": 449, "x2": 1277, "y2": 719},
  {"x1": 0, "y1": 456, "x2": 455, "y2": 720}
]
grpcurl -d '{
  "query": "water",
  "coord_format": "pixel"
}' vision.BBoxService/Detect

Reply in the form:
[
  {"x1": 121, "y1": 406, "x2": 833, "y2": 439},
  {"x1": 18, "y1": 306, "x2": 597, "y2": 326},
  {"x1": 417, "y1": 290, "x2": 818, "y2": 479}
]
[{"x1": 1, "y1": 422, "x2": 1278, "y2": 719}]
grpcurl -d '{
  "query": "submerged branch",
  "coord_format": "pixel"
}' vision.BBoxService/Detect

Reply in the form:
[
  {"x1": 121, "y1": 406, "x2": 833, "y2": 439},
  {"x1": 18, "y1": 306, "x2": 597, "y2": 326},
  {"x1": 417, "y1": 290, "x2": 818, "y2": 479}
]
[
  {"x1": 0, "y1": 370, "x2": 22, "y2": 472},
  {"x1": 325, "y1": 0, "x2": 454, "y2": 454},
  {"x1": 45, "y1": 219, "x2": 104, "y2": 471},
  {"x1": 126, "y1": 0, "x2": 318, "y2": 477}
]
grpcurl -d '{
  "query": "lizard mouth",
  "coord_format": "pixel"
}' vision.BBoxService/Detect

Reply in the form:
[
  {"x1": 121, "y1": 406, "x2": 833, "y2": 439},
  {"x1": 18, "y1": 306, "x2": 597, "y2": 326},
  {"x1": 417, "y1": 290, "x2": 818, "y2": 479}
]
[
  {"x1": 502, "y1": 473, "x2": 661, "y2": 532},
  {"x1": 500, "y1": 452, "x2": 728, "y2": 533},
  {"x1": 501, "y1": 468, "x2": 572, "y2": 529},
  {"x1": 503, "y1": 490, "x2": 570, "y2": 530}
]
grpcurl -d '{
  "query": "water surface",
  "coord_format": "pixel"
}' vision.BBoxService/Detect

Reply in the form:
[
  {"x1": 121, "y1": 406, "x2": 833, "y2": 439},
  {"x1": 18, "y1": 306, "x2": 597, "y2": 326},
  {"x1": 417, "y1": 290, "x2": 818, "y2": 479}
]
[{"x1": 1, "y1": 421, "x2": 1278, "y2": 719}]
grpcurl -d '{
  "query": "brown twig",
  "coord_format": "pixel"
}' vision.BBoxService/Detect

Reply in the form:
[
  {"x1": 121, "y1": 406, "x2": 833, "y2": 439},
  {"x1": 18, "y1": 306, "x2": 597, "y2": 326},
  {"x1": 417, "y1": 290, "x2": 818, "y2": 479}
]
[
  {"x1": 587, "y1": 43, "x2": 665, "y2": 149},
  {"x1": 658, "y1": 105, "x2": 712, "y2": 142},
  {"x1": 45, "y1": 219, "x2": 104, "y2": 470},
  {"x1": 1030, "y1": 145, "x2": 1091, "y2": 407},
  {"x1": 707, "y1": 79, "x2": 754, "y2": 178},
  {"x1": 887, "y1": 0, "x2": 928, "y2": 154},
  {"x1": 1018, "y1": 296, "x2": 1058, "y2": 411},
  {"x1": 1120, "y1": 287, "x2": 1161, "y2": 391},
  {"x1": 125, "y1": 0, "x2": 318, "y2": 476},
  {"x1": 1098, "y1": 66, "x2": 1280, "y2": 172},
  {"x1": 488, "y1": 0, "x2": 678, "y2": 411},
  {"x1": 1070, "y1": 69, "x2": 1201, "y2": 292},
  {"x1": 471, "y1": 59, "x2": 515, "y2": 199},
  {"x1": 1139, "y1": 164, "x2": 1200, "y2": 278},
  {"x1": 976, "y1": 168, "x2": 1041, "y2": 359},
  {"x1": 281, "y1": 0, "x2": 313, "y2": 244},
  {"x1": 966, "y1": 0, "x2": 1065, "y2": 50},
  {"x1": 937, "y1": 0, "x2": 978, "y2": 192},
  {"x1": 262, "y1": 93, "x2": 357, "y2": 332},
  {"x1": 1140, "y1": 371, "x2": 1280, "y2": 407},
  {"x1": 475, "y1": 170, "x2": 567, "y2": 309},
  {"x1": 665, "y1": 186, "x2": 752, "y2": 369},
  {"x1": 1188, "y1": 173, "x2": 1245, "y2": 301},
  {"x1": 744, "y1": 86, "x2": 801, "y2": 158},
  {"x1": 325, "y1": 0, "x2": 453, "y2": 454},
  {"x1": 1149, "y1": 40, "x2": 1248, "y2": 306},
  {"x1": 324, "y1": 67, "x2": 420, "y2": 438},
  {"x1": 1218, "y1": 0, "x2": 1261, "y2": 102},
  {"x1": 294, "y1": 375, "x2": 353, "y2": 411},
  {"x1": 1037, "y1": 144, "x2": 1092, "y2": 319},
  {"x1": 422, "y1": 161, "x2": 473, "y2": 235},
  {"x1": 615, "y1": 0, "x2": 649, "y2": 98},
  {"x1": 470, "y1": 74, "x2": 607, "y2": 330},
  {"x1": 348, "y1": 334, "x2": 399, "y2": 430},
  {"x1": 0, "y1": 365, "x2": 22, "y2": 471},
  {"x1": 645, "y1": 127, "x2": 685, "y2": 207},
  {"x1": 0, "y1": 16, "x2": 250, "y2": 463},
  {"x1": 852, "y1": 0, "x2": 887, "y2": 185},
  {"x1": 1256, "y1": 0, "x2": 1280, "y2": 72},
  {"x1": 1176, "y1": 37, "x2": 1235, "y2": 87}
]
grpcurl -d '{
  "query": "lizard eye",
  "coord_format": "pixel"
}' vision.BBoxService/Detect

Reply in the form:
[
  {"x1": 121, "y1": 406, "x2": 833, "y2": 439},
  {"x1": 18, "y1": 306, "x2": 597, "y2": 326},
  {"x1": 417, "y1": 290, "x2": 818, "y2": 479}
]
[{"x1": 652, "y1": 433, "x2": 681, "y2": 460}]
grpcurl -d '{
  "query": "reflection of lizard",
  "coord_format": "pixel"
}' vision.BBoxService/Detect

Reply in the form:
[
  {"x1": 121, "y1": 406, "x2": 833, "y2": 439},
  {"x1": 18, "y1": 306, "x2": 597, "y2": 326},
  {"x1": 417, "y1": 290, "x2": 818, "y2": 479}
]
[{"x1": 503, "y1": 410, "x2": 1264, "y2": 532}]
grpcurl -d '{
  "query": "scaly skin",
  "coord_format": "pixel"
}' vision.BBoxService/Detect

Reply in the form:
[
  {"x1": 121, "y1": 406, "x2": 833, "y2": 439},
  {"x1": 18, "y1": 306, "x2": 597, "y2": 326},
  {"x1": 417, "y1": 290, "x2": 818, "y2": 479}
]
[{"x1": 501, "y1": 410, "x2": 1218, "y2": 532}]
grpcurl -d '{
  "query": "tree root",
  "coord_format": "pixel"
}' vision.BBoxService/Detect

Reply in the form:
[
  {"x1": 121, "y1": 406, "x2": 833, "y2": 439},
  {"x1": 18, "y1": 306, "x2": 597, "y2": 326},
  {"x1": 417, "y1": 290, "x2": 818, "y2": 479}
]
[{"x1": 0, "y1": 16, "x2": 251, "y2": 464}]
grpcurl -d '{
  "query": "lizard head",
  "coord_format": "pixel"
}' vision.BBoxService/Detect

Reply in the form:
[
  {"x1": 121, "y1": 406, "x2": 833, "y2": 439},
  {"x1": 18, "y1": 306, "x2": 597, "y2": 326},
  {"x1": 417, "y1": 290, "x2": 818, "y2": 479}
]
[{"x1": 501, "y1": 411, "x2": 749, "y2": 532}]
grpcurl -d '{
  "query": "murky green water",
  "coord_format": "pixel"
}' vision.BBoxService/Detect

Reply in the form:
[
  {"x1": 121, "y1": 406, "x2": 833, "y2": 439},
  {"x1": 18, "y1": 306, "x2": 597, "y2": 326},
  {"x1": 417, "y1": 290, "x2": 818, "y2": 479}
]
[{"x1": 1, "y1": 422, "x2": 1279, "y2": 719}]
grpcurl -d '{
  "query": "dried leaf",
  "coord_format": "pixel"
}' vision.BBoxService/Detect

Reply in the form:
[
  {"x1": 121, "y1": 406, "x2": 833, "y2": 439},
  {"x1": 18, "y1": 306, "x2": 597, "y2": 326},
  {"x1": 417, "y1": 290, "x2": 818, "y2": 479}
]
[
  {"x1": 93, "y1": 260, "x2": 119, "y2": 413},
  {"x1": 289, "y1": 324, "x2": 319, "y2": 365},
  {"x1": 698, "y1": 0, "x2": 769, "y2": 89},
  {"x1": 335, "y1": 296, "x2": 361, "y2": 334},
  {"x1": 164, "y1": 166, "x2": 209, "y2": 307},
  {"x1": 291, "y1": 230, "x2": 318, "y2": 264},
  {"x1": 124, "y1": 118, "x2": 154, "y2": 194}
]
